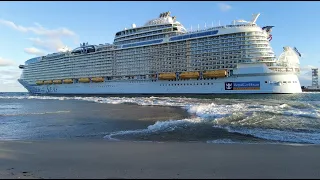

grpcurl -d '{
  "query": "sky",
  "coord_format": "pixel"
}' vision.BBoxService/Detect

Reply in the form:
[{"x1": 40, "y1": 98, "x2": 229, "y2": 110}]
[{"x1": 0, "y1": 1, "x2": 320, "y2": 92}]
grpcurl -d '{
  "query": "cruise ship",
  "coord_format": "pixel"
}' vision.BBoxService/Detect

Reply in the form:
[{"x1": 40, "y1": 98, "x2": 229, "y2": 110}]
[{"x1": 18, "y1": 12, "x2": 302, "y2": 94}]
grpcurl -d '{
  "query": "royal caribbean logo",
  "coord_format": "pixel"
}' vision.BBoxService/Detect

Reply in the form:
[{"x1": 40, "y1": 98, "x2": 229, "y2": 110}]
[
  {"x1": 225, "y1": 82, "x2": 234, "y2": 90},
  {"x1": 225, "y1": 81, "x2": 260, "y2": 90}
]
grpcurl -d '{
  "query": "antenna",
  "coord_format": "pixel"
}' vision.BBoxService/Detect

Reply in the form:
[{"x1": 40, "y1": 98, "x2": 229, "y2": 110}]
[
  {"x1": 219, "y1": 20, "x2": 220, "y2": 26},
  {"x1": 198, "y1": 24, "x2": 200, "y2": 31},
  {"x1": 212, "y1": 21, "x2": 213, "y2": 27},
  {"x1": 251, "y1": 13, "x2": 261, "y2": 24},
  {"x1": 205, "y1": 22, "x2": 207, "y2": 28}
]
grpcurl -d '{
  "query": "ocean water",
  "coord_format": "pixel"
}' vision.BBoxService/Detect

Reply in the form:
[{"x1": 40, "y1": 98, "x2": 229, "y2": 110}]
[{"x1": 0, "y1": 92, "x2": 320, "y2": 144}]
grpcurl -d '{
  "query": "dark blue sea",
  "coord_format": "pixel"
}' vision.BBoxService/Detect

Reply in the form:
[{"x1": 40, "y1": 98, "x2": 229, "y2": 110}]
[{"x1": 0, "y1": 92, "x2": 320, "y2": 144}]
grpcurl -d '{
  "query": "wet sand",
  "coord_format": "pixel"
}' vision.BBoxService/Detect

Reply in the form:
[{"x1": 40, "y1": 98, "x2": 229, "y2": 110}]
[{"x1": 0, "y1": 140, "x2": 320, "y2": 179}]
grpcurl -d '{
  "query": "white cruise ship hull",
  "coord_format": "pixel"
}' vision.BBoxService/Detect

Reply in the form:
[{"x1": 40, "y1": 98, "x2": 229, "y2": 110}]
[{"x1": 19, "y1": 72, "x2": 302, "y2": 95}]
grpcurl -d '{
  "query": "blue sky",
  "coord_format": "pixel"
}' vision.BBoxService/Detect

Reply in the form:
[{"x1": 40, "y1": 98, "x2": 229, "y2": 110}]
[{"x1": 0, "y1": 1, "x2": 319, "y2": 92}]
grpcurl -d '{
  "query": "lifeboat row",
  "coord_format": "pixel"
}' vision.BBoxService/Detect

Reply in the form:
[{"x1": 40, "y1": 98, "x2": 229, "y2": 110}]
[
  {"x1": 35, "y1": 70, "x2": 227, "y2": 85},
  {"x1": 158, "y1": 70, "x2": 227, "y2": 80},
  {"x1": 36, "y1": 77, "x2": 105, "y2": 85}
]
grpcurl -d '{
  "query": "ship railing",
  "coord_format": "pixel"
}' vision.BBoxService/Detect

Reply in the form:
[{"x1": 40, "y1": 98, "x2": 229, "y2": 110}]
[
  {"x1": 269, "y1": 67, "x2": 300, "y2": 73},
  {"x1": 257, "y1": 59, "x2": 277, "y2": 63},
  {"x1": 184, "y1": 23, "x2": 256, "y2": 35}
]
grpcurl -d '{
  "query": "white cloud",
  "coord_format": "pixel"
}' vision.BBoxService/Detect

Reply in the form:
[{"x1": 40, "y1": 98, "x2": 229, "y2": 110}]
[
  {"x1": 0, "y1": 19, "x2": 76, "y2": 38},
  {"x1": 24, "y1": 47, "x2": 46, "y2": 56},
  {"x1": 28, "y1": 37, "x2": 69, "y2": 52},
  {"x1": 58, "y1": 46, "x2": 72, "y2": 52},
  {"x1": 0, "y1": 19, "x2": 79, "y2": 92},
  {"x1": 0, "y1": 18, "x2": 79, "y2": 56},
  {"x1": 218, "y1": 3, "x2": 232, "y2": 12},
  {"x1": 0, "y1": 67, "x2": 26, "y2": 92},
  {"x1": 0, "y1": 57, "x2": 16, "y2": 67}
]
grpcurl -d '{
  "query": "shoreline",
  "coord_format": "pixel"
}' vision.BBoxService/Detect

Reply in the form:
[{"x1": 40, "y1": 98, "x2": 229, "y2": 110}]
[{"x1": 1, "y1": 140, "x2": 320, "y2": 179}]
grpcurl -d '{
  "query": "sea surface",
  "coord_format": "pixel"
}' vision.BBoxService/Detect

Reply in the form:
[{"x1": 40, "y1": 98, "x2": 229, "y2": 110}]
[{"x1": 0, "y1": 92, "x2": 320, "y2": 144}]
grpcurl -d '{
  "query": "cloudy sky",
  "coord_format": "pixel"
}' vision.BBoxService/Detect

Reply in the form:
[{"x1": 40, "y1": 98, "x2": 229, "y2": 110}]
[{"x1": 0, "y1": 1, "x2": 319, "y2": 92}]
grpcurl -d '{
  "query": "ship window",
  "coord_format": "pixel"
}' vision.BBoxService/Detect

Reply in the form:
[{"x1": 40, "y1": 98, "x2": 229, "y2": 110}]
[{"x1": 265, "y1": 81, "x2": 268, "y2": 83}]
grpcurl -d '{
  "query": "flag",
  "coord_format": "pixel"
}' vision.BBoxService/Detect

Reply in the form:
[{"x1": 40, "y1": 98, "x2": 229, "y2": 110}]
[{"x1": 268, "y1": 34, "x2": 272, "y2": 41}]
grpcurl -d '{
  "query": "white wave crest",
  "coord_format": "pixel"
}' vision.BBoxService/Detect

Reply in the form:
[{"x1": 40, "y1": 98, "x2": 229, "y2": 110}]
[
  {"x1": 206, "y1": 139, "x2": 242, "y2": 144},
  {"x1": 221, "y1": 126, "x2": 320, "y2": 144},
  {"x1": 186, "y1": 103, "x2": 246, "y2": 119},
  {"x1": 104, "y1": 117, "x2": 203, "y2": 140},
  {"x1": 0, "y1": 110, "x2": 70, "y2": 116}
]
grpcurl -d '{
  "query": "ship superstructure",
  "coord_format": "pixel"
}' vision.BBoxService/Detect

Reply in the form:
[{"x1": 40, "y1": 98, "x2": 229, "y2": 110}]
[{"x1": 18, "y1": 12, "x2": 302, "y2": 94}]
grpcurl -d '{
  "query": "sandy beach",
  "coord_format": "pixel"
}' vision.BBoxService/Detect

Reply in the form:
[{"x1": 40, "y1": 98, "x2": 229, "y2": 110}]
[{"x1": 0, "y1": 140, "x2": 320, "y2": 179}]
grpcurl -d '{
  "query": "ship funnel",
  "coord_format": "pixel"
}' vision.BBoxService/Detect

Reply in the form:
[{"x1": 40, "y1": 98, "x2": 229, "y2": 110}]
[{"x1": 132, "y1": 24, "x2": 136, "y2": 28}]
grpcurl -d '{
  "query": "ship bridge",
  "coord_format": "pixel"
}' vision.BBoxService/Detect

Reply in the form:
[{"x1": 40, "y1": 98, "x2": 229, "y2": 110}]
[
  {"x1": 144, "y1": 11, "x2": 184, "y2": 28},
  {"x1": 113, "y1": 11, "x2": 187, "y2": 46}
]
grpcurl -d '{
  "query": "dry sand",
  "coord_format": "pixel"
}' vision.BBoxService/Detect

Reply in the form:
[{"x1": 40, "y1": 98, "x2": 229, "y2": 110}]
[{"x1": 0, "y1": 140, "x2": 320, "y2": 179}]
